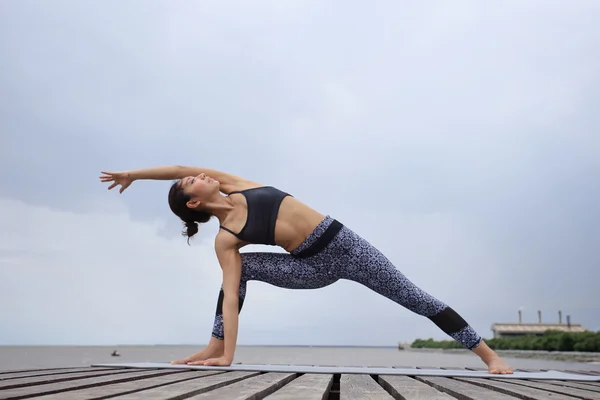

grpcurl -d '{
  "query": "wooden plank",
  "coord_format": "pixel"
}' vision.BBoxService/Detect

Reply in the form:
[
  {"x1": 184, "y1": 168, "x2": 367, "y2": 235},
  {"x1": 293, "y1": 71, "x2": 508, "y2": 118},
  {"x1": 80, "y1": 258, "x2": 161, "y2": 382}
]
[
  {"x1": 110, "y1": 371, "x2": 259, "y2": 400},
  {"x1": 562, "y1": 371, "x2": 600, "y2": 387},
  {"x1": 531, "y1": 379, "x2": 600, "y2": 393},
  {"x1": 340, "y1": 374, "x2": 393, "y2": 400},
  {"x1": 263, "y1": 373, "x2": 332, "y2": 400},
  {"x1": 416, "y1": 377, "x2": 522, "y2": 400},
  {"x1": 378, "y1": 375, "x2": 455, "y2": 399},
  {"x1": 0, "y1": 369, "x2": 37, "y2": 375},
  {"x1": 188, "y1": 372, "x2": 297, "y2": 400},
  {"x1": 571, "y1": 381, "x2": 600, "y2": 389},
  {"x1": 0, "y1": 369, "x2": 136, "y2": 389},
  {"x1": 493, "y1": 378, "x2": 600, "y2": 399},
  {"x1": 30, "y1": 371, "x2": 223, "y2": 400},
  {"x1": 0, "y1": 369, "x2": 180, "y2": 400},
  {"x1": 455, "y1": 377, "x2": 583, "y2": 400},
  {"x1": 0, "y1": 368, "x2": 117, "y2": 381},
  {"x1": 0, "y1": 368, "x2": 81, "y2": 375}
]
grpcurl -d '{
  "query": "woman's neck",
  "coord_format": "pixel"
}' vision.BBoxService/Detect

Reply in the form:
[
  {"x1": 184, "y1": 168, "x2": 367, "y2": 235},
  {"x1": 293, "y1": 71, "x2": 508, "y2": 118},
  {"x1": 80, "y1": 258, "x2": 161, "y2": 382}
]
[{"x1": 201, "y1": 194, "x2": 235, "y2": 224}]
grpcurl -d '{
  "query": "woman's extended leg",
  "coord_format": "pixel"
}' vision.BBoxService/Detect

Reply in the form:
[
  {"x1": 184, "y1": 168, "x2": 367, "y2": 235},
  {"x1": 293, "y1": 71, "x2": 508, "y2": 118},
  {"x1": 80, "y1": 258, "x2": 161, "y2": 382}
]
[{"x1": 330, "y1": 226, "x2": 512, "y2": 373}]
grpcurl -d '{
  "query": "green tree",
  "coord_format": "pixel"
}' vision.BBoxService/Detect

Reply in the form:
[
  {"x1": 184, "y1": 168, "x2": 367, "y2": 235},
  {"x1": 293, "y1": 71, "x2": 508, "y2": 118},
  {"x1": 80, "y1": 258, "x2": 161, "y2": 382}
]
[{"x1": 411, "y1": 330, "x2": 600, "y2": 352}]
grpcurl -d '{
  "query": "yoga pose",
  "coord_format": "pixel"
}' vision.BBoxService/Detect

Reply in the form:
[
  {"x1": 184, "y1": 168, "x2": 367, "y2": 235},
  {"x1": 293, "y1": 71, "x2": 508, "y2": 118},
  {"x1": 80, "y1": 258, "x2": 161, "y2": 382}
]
[{"x1": 99, "y1": 165, "x2": 513, "y2": 374}]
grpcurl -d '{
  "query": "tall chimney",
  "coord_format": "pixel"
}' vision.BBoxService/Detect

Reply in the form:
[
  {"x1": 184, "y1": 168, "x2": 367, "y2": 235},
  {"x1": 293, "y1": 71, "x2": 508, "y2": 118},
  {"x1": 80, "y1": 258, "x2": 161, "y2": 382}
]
[
  {"x1": 518, "y1": 310, "x2": 522, "y2": 324},
  {"x1": 558, "y1": 310, "x2": 562, "y2": 325},
  {"x1": 567, "y1": 315, "x2": 571, "y2": 328},
  {"x1": 538, "y1": 310, "x2": 542, "y2": 324}
]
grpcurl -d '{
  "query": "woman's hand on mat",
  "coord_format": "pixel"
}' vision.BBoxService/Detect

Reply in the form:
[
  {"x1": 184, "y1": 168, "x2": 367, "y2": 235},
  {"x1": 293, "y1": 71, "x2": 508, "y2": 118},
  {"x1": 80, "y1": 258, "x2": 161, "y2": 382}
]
[
  {"x1": 171, "y1": 344, "x2": 224, "y2": 365},
  {"x1": 99, "y1": 171, "x2": 134, "y2": 193},
  {"x1": 189, "y1": 356, "x2": 233, "y2": 366},
  {"x1": 171, "y1": 350, "x2": 216, "y2": 365}
]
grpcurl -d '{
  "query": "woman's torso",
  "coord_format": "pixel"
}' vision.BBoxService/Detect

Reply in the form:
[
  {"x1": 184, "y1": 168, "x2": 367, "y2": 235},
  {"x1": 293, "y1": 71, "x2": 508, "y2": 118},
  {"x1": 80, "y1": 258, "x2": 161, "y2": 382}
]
[{"x1": 220, "y1": 186, "x2": 326, "y2": 252}]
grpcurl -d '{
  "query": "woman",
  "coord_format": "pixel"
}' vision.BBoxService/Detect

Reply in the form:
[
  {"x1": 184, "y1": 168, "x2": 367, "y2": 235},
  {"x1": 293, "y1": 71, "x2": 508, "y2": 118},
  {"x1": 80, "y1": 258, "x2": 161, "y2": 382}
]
[{"x1": 99, "y1": 165, "x2": 513, "y2": 374}]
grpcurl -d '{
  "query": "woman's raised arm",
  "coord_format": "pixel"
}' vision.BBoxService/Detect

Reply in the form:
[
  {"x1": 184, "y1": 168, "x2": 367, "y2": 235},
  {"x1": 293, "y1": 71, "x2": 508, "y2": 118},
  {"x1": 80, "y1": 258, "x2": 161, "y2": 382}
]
[{"x1": 100, "y1": 165, "x2": 260, "y2": 193}]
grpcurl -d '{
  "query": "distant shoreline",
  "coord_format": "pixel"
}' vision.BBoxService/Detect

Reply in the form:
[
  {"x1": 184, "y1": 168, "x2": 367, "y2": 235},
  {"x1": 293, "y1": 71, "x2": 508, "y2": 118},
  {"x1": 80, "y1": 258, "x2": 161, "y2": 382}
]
[
  {"x1": 407, "y1": 348, "x2": 600, "y2": 363},
  {"x1": 2, "y1": 344, "x2": 599, "y2": 363}
]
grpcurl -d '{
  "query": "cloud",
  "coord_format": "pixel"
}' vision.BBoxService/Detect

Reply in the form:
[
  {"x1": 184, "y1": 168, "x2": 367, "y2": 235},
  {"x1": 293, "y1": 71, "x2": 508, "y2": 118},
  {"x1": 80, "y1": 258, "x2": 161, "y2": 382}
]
[{"x1": 1, "y1": 0, "x2": 599, "y2": 346}]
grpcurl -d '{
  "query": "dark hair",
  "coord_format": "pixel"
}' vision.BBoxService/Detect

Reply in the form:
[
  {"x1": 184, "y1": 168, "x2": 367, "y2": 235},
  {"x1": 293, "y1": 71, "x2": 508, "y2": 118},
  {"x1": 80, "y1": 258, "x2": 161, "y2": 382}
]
[{"x1": 168, "y1": 180, "x2": 212, "y2": 244}]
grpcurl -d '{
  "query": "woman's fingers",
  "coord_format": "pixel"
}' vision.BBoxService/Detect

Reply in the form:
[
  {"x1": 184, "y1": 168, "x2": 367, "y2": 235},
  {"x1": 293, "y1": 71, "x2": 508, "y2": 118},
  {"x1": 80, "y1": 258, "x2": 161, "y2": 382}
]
[
  {"x1": 100, "y1": 171, "x2": 131, "y2": 194},
  {"x1": 99, "y1": 171, "x2": 122, "y2": 180}
]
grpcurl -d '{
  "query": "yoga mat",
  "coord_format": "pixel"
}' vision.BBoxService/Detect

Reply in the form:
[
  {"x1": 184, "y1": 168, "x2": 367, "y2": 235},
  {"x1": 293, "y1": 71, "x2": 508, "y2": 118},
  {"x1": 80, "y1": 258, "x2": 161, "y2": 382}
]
[{"x1": 92, "y1": 362, "x2": 600, "y2": 381}]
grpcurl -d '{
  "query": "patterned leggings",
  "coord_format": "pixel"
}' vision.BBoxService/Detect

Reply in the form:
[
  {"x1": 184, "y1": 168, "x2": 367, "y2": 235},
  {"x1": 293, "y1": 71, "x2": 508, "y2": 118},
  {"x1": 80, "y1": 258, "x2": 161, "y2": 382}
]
[{"x1": 212, "y1": 216, "x2": 483, "y2": 350}]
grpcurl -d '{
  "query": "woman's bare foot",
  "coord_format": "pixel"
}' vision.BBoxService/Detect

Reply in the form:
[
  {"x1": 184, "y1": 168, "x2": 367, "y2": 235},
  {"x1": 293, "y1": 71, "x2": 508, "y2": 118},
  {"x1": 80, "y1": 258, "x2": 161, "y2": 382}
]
[{"x1": 472, "y1": 340, "x2": 513, "y2": 374}]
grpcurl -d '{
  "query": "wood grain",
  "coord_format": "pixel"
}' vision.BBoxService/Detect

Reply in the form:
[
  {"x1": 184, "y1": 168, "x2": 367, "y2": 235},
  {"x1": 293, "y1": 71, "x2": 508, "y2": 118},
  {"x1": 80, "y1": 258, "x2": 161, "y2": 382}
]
[
  {"x1": 416, "y1": 376, "x2": 521, "y2": 400},
  {"x1": 29, "y1": 371, "x2": 224, "y2": 400},
  {"x1": 340, "y1": 374, "x2": 394, "y2": 400},
  {"x1": 0, "y1": 370, "x2": 178, "y2": 400},
  {"x1": 378, "y1": 375, "x2": 455, "y2": 399},
  {"x1": 187, "y1": 372, "x2": 296, "y2": 400},
  {"x1": 110, "y1": 371, "x2": 260, "y2": 400},
  {"x1": 456, "y1": 377, "x2": 584, "y2": 400},
  {"x1": 264, "y1": 373, "x2": 332, "y2": 400}
]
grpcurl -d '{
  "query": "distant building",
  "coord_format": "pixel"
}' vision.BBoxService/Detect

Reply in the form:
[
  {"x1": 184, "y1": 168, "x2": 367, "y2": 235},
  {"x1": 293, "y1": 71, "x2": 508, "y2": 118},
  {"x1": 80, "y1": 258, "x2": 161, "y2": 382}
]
[{"x1": 491, "y1": 310, "x2": 587, "y2": 339}]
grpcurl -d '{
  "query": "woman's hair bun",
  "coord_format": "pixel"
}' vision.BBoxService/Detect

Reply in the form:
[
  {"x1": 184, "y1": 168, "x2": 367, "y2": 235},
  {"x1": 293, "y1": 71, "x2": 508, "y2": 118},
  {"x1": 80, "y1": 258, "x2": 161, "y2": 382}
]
[{"x1": 184, "y1": 220, "x2": 199, "y2": 238}]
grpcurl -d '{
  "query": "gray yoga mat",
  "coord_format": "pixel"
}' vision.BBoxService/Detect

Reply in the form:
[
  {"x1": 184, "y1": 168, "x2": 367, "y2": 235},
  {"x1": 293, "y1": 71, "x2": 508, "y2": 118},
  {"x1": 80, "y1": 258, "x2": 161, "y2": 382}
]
[{"x1": 92, "y1": 362, "x2": 600, "y2": 381}]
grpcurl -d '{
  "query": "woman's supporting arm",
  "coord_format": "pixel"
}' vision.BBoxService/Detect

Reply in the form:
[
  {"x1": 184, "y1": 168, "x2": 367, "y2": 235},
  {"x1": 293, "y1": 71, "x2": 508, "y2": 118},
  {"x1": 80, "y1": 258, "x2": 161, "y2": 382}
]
[{"x1": 214, "y1": 233, "x2": 243, "y2": 364}]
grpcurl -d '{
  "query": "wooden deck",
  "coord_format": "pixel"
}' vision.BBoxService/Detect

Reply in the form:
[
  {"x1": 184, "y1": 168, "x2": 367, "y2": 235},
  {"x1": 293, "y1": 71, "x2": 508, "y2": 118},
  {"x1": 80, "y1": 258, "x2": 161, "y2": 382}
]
[{"x1": 1, "y1": 365, "x2": 599, "y2": 400}]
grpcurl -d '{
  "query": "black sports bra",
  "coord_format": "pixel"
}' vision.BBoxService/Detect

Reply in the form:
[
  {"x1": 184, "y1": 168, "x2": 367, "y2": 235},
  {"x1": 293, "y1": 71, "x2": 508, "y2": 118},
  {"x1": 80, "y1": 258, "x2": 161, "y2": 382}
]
[{"x1": 219, "y1": 186, "x2": 291, "y2": 245}]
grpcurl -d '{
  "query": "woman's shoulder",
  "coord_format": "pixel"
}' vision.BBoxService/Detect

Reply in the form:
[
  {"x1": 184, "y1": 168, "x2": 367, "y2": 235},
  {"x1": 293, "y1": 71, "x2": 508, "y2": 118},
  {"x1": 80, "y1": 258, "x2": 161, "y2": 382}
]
[
  {"x1": 223, "y1": 180, "x2": 263, "y2": 194},
  {"x1": 215, "y1": 227, "x2": 245, "y2": 252}
]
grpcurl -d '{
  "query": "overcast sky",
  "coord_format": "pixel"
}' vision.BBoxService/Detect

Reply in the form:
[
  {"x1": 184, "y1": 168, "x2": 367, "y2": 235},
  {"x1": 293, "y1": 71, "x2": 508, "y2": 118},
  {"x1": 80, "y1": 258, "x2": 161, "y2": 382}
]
[{"x1": 1, "y1": 0, "x2": 599, "y2": 347}]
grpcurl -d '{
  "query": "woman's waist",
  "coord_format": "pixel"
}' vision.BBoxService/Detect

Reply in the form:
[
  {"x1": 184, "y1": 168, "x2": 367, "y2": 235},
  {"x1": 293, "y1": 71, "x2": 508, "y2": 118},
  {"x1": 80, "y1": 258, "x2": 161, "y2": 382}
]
[
  {"x1": 273, "y1": 205, "x2": 329, "y2": 251},
  {"x1": 289, "y1": 215, "x2": 344, "y2": 258}
]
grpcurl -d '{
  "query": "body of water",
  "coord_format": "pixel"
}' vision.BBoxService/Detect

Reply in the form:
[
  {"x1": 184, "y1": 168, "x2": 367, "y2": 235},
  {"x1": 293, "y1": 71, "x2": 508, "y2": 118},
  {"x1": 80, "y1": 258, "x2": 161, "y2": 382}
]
[{"x1": 2, "y1": 345, "x2": 600, "y2": 372}]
